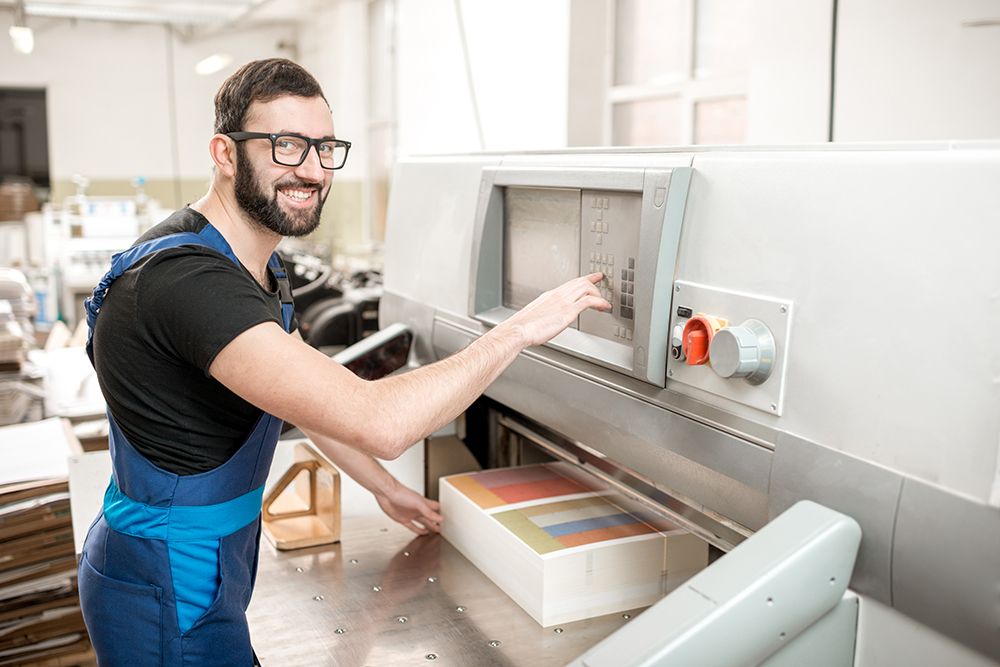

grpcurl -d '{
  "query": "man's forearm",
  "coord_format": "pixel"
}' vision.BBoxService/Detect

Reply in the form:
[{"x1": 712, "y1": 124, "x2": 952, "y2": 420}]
[
  {"x1": 301, "y1": 427, "x2": 397, "y2": 497},
  {"x1": 370, "y1": 319, "x2": 525, "y2": 458}
]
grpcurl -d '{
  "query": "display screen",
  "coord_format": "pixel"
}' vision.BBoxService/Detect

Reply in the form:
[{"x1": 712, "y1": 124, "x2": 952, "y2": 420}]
[{"x1": 502, "y1": 187, "x2": 581, "y2": 312}]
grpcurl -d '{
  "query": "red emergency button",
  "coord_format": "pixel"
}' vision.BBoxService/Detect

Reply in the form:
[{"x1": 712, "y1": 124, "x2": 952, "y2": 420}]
[{"x1": 681, "y1": 315, "x2": 727, "y2": 365}]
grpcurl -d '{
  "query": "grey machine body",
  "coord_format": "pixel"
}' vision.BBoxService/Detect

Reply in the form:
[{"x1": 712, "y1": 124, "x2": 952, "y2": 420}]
[{"x1": 377, "y1": 143, "x2": 1000, "y2": 666}]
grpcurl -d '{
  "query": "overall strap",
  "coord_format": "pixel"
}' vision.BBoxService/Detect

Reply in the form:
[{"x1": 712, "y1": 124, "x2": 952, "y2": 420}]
[
  {"x1": 268, "y1": 252, "x2": 295, "y2": 333},
  {"x1": 85, "y1": 223, "x2": 294, "y2": 363}
]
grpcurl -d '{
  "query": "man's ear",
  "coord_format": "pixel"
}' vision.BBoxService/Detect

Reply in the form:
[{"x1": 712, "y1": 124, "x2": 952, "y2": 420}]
[{"x1": 209, "y1": 134, "x2": 238, "y2": 178}]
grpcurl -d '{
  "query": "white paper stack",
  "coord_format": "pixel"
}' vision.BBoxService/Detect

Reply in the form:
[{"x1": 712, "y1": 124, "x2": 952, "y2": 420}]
[{"x1": 440, "y1": 462, "x2": 708, "y2": 627}]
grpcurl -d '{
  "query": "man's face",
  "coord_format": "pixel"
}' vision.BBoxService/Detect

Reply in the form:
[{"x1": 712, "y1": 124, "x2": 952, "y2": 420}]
[{"x1": 232, "y1": 95, "x2": 337, "y2": 238}]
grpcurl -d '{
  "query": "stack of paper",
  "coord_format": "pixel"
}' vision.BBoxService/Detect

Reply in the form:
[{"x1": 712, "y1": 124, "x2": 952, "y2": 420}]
[
  {"x1": 440, "y1": 462, "x2": 708, "y2": 627},
  {"x1": 0, "y1": 419, "x2": 93, "y2": 666}
]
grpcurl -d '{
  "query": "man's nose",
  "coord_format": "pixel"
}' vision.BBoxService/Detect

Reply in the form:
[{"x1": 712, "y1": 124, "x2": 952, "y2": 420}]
[{"x1": 294, "y1": 145, "x2": 326, "y2": 182}]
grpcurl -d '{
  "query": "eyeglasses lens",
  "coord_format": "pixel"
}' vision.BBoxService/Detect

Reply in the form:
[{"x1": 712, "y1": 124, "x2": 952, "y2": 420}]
[{"x1": 273, "y1": 134, "x2": 346, "y2": 169}]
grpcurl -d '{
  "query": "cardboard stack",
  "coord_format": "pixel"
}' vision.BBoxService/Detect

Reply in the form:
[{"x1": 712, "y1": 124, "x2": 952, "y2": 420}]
[
  {"x1": 0, "y1": 419, "x2": 94, "y2": 666},
  {"x1": 440, "y1": 462, "x2": 708, "y2": 627},
  {"x1": 0, "y1": 183, "x2": 40, "y2": 224}
]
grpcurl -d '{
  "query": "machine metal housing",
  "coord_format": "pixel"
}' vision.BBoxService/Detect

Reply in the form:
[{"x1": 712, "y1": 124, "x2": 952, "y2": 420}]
[{"x1": 380, "y1": 143, "x2": 1000, "y2": 666}]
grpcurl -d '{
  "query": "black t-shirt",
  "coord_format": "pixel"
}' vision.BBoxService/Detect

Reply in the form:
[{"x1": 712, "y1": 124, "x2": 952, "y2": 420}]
[{"x1": 92, "y1": 207, "x2": 296, "y2": 475}]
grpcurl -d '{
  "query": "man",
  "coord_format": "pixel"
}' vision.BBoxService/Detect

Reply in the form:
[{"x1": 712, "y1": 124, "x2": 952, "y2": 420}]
[{"x1": 78, "y1": 58, "x2": 607, "y2": 667}]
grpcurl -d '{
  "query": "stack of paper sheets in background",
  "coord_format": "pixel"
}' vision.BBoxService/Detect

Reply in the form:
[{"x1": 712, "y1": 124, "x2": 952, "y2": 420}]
[
  {"x1": 440, "y1": 462, "x2": 708, "y2": 627},
  {"x1": 0, "y1": 418, "x2": 93, "y2": 666}
]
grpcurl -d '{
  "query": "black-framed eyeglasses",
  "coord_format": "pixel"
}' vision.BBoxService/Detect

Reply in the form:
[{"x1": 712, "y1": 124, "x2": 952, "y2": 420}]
[{"x1": 226, "y1": 132, "x2": 351, "y2": 170}]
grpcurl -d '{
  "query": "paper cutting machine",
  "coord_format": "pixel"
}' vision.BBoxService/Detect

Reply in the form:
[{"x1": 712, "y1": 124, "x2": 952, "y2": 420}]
[{"x1": 378, "y1": 143, "x2": 1000, "y2": 666}]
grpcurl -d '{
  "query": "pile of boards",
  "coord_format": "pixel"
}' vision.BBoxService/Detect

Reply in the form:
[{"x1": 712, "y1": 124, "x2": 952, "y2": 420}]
[
  {"x1": 0, "y1": 428, "x2": 93, "y2": 666},
  {"x1": 440, "y1": 462, "x2": 708, "y2": 627}
]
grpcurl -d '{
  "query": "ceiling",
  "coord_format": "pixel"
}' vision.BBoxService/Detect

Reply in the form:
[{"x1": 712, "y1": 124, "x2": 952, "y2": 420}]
[{"x1": 3, "y1": 0, "x2": 315, "y2": 29}]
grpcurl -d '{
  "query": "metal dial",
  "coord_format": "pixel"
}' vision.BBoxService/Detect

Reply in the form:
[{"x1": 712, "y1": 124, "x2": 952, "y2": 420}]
[{"x1": 709, "y1": 319, "x2": 776, "y2": 385}]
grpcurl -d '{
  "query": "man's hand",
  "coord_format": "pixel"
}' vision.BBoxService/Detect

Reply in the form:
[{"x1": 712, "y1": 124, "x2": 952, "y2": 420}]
[
  {"x1": 499, "y1": 272, "x2": 610, "y2": 349},
  {"x1": 375, "y1": 484, "x2": 443, "y2": 535}
]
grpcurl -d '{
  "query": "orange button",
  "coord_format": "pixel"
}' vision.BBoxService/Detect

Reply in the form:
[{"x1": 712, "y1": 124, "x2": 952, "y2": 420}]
[{"x1": 682, "y1": 315, "x2": 726, "y2": 365}]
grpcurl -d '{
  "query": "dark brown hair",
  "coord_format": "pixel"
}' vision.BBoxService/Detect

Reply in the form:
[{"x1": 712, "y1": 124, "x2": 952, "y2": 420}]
[{"x1": 213, "y1": 58, "x2": 328, "y2": 135}]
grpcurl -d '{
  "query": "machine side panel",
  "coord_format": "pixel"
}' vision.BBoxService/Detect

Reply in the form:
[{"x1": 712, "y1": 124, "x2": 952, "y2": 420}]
[
  {"x1": 768, "y1": 432, "x2": 902, "y2": 606},
  {"x1": 855, "y1": 595, "x2": 1000, "y2": 667},
  {"x1": 378, "y1": 290, "x2": 440, "y2": 367},
  {"x1": 892, "y1": 478, "x2": 1000, "y2": 661},
  {"x1": 674, "y1": 149, "x2": 1000, "y2": 502},
  {"x1": 383, "y1": 156, "x2": 502, "y2": 317}
]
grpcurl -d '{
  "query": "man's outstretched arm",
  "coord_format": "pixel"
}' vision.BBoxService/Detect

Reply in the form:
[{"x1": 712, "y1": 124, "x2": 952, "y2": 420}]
[{"x1": 210, "y1": 273, "x2": 609, "y2": 460}]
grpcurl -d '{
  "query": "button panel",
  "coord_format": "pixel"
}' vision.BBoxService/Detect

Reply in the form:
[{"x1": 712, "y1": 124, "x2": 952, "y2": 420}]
[{"x1": 579, "y1": 189, "x2": 642, "y2": 345}]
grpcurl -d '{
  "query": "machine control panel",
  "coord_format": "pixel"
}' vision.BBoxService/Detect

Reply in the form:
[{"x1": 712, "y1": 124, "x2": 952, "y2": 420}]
[
  {"x1": 666, "y1": 282, "x2": 792, "y2": 415},
  {"x1": 470, "y1": 164, "x2": 693, "y2": 387}
]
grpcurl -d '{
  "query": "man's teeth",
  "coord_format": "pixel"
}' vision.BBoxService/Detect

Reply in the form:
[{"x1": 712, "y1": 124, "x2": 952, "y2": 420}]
[{"x1": 281, "y1": 189, "x2": 312, "y2": 202}]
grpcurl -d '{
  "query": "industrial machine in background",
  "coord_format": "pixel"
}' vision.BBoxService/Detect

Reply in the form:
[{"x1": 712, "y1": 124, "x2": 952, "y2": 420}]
[
  {"x1": 53, "y1": 175, "x2": 169, "y2": 329},
  {"x1": 276, "y1": 246, "x2": 382, "y2": 354},
  {"x1": 378, "y1": 143, "x2": 1000, "y2": 666}
]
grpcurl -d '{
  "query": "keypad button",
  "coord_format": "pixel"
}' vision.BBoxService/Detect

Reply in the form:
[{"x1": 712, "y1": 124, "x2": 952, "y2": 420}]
[
  {"x1": 628, "y1": 283, "x2": 634, "y2": 295},
  {"x1": 627, "y1": 269, "x2": 634, "y2": 281},
  {"x1": 609, "y1": 254, "x2": 614, "y2": 265},
  {"x1": 628, "y1": 257, "x2": 635, "y2": 269},
  {"x1": 621, "y1": 268, "x2": 628, "y2": 281},
  {"x1": 614, "y1": 325, "x2": 620, "y2": 336},
  {"x1": 627, "y1": 295, "x2": 633, "y2": 307},
  {"x1": 620, "y1": 294, "x2": 627, "y2": 306},
  {"x1": 626, "y1": 329, "x2": 633, "y2": 340}
]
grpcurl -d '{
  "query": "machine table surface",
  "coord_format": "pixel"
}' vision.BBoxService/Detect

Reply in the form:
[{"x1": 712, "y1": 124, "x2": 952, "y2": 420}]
[{"x1": 247, "y1": 516, "x2": 638, "y2": 667}]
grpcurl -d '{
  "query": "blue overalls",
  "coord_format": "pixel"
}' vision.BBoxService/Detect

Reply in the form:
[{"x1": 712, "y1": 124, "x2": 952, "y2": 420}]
[{"x1": 78, "y1": 223, "x2": 294, "y2": 666}]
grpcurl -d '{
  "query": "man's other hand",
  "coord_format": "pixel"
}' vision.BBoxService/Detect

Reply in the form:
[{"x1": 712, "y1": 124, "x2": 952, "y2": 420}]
[{"x1": 376, "y1": 484, "x2": 444, "y2": 536}]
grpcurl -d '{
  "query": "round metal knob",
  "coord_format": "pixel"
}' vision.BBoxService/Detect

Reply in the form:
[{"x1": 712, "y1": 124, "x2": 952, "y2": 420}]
[{"x1": 709, "y1": 319, "x2": 776, "y2": 385}]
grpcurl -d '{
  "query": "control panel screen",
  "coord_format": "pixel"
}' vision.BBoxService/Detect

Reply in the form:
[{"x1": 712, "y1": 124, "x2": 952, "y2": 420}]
[
  {"x1": 500, "y1": 185, "x2": 642, "y2": 345},
  {"x1": 502, "y1": 187, "x2": 581, "y2": 312}
]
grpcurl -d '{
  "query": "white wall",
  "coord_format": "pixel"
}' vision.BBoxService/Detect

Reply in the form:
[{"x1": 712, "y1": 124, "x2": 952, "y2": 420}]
[
  {"x1": 0, "y1": 16, "x2": 295, "y2": 190},
  {"x1": 834, "y1": 0, "x2": 1000, "y2": 142},
  {"x1": 747, "y1": 0, "x2": 833, "y2": 143},
  {"x1": 3, "y1": 1, "x2": 998, "y2": 215},
  {"x1": 298, "y1": 0, "x2": 367, "y2": 183},
  {"x1": 395, "y1": 0, "x2": 571, "y2": 156}
]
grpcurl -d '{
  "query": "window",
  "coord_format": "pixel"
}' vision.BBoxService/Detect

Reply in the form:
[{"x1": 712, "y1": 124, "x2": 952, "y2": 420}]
[{"x1": 609, "y1": 0, "x2": 753, "y2": 146}]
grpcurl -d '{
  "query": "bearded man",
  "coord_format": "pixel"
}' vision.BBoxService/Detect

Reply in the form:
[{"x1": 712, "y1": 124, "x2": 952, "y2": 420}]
[{"x1": 78, "y1": 58, "x2": 607, "y2": 667}]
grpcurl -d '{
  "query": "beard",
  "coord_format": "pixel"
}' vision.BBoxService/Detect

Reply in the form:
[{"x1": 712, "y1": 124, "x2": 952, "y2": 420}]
[{"x1": 233, "y1": 143, "x2": 328, "y2": 238}]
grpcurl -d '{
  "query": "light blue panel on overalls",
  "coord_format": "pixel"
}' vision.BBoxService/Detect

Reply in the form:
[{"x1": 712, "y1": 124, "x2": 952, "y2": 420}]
[{"x1": 79, "y1": 222, "x2": 295, "y2": 667}]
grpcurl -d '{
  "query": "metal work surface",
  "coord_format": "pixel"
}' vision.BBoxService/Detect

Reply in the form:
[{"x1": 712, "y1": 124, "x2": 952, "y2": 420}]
[{"x1": 247, "y1": 516, "x2": 638, "y2": 667}]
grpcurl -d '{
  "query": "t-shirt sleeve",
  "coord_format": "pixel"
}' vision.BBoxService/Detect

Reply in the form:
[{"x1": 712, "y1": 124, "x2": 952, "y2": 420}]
[{"x1": 134, "y1": 248, "x2": 286, "y2": 376}]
